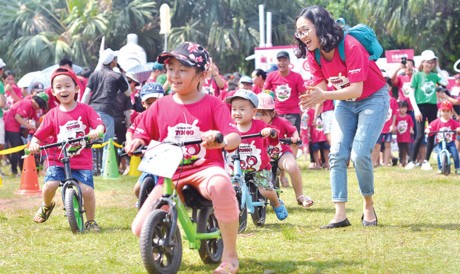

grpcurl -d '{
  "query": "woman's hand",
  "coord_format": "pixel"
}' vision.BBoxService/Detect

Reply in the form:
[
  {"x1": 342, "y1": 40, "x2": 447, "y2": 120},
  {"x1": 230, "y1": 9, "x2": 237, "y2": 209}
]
[
  {"x1": 414, "y1": 111, "x2": 423, "y2": 123},
  {"x1": 299, "y1": 86, "x2": 326, "y2": 110}
]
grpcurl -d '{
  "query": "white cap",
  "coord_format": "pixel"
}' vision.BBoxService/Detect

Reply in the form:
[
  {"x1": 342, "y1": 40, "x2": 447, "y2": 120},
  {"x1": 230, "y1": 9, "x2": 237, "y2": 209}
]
[
  {"x1": 420, "y1": 50, "x2": 438, "y2": 62},
  {"x1": 0, "y1": 58, "x2": 5, "y2": 68},
  {"x1": 100, "y1": 48, "x2": 118, "y2": 65}
]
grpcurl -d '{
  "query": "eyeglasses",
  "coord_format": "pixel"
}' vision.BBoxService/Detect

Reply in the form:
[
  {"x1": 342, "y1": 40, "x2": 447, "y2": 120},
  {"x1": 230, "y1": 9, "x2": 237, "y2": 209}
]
[{"x1": 294, "y1": 27, "x2": 312, "y2": 39}]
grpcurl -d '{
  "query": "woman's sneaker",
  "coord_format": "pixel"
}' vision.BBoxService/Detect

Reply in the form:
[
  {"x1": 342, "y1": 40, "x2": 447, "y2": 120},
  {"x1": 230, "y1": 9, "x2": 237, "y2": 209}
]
[
  {"x1": 421, "y1": 161, "x2": 432, "y2": 171},
  {"x1": 405, "y1": 161, "x2": 416, "y2": 170}
]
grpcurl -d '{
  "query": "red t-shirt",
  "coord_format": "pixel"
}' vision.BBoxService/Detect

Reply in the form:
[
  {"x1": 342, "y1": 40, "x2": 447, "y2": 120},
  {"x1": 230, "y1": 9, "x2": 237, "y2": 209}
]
[
  {"x1": 267, "y1": 116, "x2": 296, "y2": 159},
  {"x1": 308, "y1": 35, "x2": 387, "y2": 100},
  {"x1": 133, "y1": 94, "x2": 239, "y2": 180},
  {"x1": 396, "y1": 74, "x2": 414, "y2": 110},
  {"x1": 300, "y1": 110, "x2": 311, "y2": 146},
  {"x1": 322, "y1": 99, "x2": 334, "y2": 112},
  {"x1": 310, "y1": 109, "x2": 326, "y2": 144},
  {"x1": 4, "y1": 98, "x2": 38, "y2": 132},
  {"x1": 428, "y1": 118, "x2": 460, "y2": 143},
  {"x1": 264, "y1": 70, "x2": 305, "y2": 115},
  {"x1": 225, "y1": 119, "x2": 278, "y2": 172},
  {"x1": 33, "y1": 103, "x2": 104, "y2": 170},
  {"x1": 381, "y1": 96, "x2": 398, "y2": 134},
  {"x1": 395, "y1": 114, "x2": 414, "y2": 143}
]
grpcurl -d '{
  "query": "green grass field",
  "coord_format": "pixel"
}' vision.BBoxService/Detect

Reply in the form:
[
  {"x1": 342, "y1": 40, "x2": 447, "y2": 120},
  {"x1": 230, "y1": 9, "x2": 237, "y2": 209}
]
[{"x1": 1, "y1": 160, "x2": 460, "y2": 273}]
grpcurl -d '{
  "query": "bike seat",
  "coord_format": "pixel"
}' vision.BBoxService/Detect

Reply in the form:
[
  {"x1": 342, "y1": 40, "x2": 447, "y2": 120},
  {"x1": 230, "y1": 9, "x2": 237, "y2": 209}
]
[{"x1": 181, "y1": 185, "x2": 213, "y2": 208}]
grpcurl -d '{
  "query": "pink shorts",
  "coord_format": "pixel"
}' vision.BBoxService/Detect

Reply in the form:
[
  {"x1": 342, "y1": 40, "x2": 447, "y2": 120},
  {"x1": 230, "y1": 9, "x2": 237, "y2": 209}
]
[{"x1": 132, "y1": 166, "x2": 239, "y2": 236}]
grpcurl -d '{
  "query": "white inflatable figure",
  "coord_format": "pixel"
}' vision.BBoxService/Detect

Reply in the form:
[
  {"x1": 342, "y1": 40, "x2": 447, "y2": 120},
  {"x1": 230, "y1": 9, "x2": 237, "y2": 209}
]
[{"x1": 117, "y1": 33, "x2": 147, "y2": 72}]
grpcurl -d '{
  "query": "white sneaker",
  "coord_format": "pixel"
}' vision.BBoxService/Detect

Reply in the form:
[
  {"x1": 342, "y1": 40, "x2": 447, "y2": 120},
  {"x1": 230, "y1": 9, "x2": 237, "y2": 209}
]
[
  {"x1": 405, "y1": 162, "x2": 416, "y2": 170},
  {"x1": 421, "y1": 161, "x2": 433, "y2": 171}
]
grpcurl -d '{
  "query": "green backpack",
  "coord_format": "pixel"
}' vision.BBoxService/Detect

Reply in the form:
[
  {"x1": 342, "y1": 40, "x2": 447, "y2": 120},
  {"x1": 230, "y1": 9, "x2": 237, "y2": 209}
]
[{"x1": 314, "y1": 22, "x2": 383, "y2": 66}]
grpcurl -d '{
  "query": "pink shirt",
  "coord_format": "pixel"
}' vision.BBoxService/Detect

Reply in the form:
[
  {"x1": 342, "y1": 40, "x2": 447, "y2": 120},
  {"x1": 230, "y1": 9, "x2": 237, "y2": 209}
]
[
  {"x1": 308, "y1": 35, "x2": 387, "y2": 100},
  {"x1": 133, "y1": 94, "x2": 239, "y2": 180},
  {"x1": 381, "y1": 96, "x2": 398, "y2": 134},
  {"x1": 4, "y1": 98, "x2": 38, "y2": 132},
  {"x1": 268, "y1": 116, "x2": 296, "y2": 159},
  {"x1": 322, "y1": 99, "x2": 334, "y2": 112},
  {"x1": 428, "y1": 118, "x2": 460, "y2": 143},
  {"x1": 226, "y1": 119, "x2": 278, "y2": 172},
  {"x1": 33, "y1": 103, "x2": 104, "y2": 170},
  {"x1": 396, "y1": 74, "x2": 414, "y2": 110},
  {"x1": 264, "y1": 70, "x2": 306, "y2": 115},
  {"x1": 395, "y1": 114, "x2": 413, "y2": 143}
]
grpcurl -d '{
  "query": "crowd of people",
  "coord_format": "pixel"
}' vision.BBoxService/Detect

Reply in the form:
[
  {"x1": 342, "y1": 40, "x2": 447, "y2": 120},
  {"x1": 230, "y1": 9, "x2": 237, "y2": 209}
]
[{"x1": 1, "y1": 4, "x2": 460, "y2": 273}]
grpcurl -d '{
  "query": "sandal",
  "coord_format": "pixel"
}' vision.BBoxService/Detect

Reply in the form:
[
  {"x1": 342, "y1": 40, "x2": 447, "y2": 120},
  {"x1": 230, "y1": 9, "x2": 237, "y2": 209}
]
[
  {"x1": 297, "y1": 195, "x2": 314, "y2": 208},
  {"x1": 213, "y1": 261, "x2": 239, "y2": 274},
  {"x1": 272, "y1": 199, "x2": 288, "y2": 220},
  {"x1": 33, "y1": 202, "x2": 55, "y2": 223}
]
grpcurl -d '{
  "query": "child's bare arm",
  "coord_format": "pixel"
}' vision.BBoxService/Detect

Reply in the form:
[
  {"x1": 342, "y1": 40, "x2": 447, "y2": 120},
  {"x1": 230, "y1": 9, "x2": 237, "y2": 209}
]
[{"x1": 28, "y1": 136, "x2": 41, "y2": 154}]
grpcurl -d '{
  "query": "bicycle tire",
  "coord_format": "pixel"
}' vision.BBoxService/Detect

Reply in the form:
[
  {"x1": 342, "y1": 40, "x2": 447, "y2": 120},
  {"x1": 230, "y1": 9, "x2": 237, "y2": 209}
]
[
  {"x1": 64, "y1": 187, "x2": 84, "y2": 233},
  {"x1": 140, "y1": 209, "x2": 182, "y2": 274},
  {"x1": 197, "y1": 207, "x2": 223, "y2": 264},
  {"x1": 249, "y1": 182, "x2": 267, "y2": 227},
  {"x1": 441, "y1": 153, "x2": 450, "y2": 175},
  {"x1": 138, "y1": 176, "x2": 156, "y2": 210}
]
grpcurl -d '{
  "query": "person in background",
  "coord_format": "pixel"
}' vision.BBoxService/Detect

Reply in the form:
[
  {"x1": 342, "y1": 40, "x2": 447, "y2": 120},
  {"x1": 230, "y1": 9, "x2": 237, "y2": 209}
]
[
  {"x1": 405, "y1": 50, "x2": 449, "y2": 170},
  {"x1": 251, "y1": 69, "x2": 267, "y2": 94},
  {"x1": 0, "y1": 58, "x2": 6, "y2": 172},
  {"x1": 395, "y1": 100, "x2": 414, "y2": 167},
  {"x1": 4, "y1": 92, "x2": 49, "y2": 176},
  {"x1": 203, "y1": 63, "x2": 227, "y2": 97},
  {"x1": 126, "y1": 82, "x2": 164, "y2": 199},
  {"x1": 264, "y1": 51, "x2": 305, "y2": 157},
  {"x1": 81, "y1": 48, "x2": 130, "y2": 173},
  {"x1": 295, "y1": 5, "x2": 389, "y2": 228},
  {"x1": 3, "y1": 70, "x2": 22, "y2": 108},
  {"x1": 425, "y1": 101, "x2": 460, "y2": 174}
]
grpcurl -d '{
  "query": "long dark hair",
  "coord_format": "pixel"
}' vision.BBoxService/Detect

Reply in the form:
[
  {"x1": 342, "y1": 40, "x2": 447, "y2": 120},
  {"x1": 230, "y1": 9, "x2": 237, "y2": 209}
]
[{"x1": 294, "y1": 5, "x2": 343, "y2": 59}]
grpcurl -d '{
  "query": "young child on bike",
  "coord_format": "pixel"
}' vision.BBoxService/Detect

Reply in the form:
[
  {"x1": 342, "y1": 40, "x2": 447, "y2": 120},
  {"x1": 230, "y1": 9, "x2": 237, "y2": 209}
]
[
  {"x1": 425, "y1": 100, "x2": 460, "y2": 174},
  {"x1": 226, "y1": 89, "x2": 289, "y2": 220},
  {"x1": 29, "y1": 67, "x2": 105, "y2": 232},
  {"x1": 125, "y1": 42, "x2": 241, "y2": 274},
  {"x1": 254, "y1": 92, "x2": 314, "y2": 208},
  {"x1": 125, "y1": 82, "x2": 164, "y2": 201}
]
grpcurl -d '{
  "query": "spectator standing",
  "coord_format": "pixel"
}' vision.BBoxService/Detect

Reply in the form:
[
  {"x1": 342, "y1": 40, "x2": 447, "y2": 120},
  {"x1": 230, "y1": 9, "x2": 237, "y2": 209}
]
[
  {"x1": 395, "y1": 100, "x2": 414, "y2": 167},
  {"x1": 296, "y1": 5, "x2": 389, "y2": 228},
  {"x1": 405, "y1": 50, "x2": 448, "y2": 170},
  {"x1": 81, "y1": 48, "x2": 130, "y2": 171},
  {"x1": 3, "y1": 70, "x2": 22, "y2": 108},
  {"x1": 203, "y1": 63, "x2": 227, "y2": 97}
]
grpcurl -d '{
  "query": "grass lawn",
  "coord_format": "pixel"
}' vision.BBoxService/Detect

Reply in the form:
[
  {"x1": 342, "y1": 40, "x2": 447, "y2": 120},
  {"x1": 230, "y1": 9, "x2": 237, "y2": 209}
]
[{"x1": 1, "y1": 159, "x2": 460, "y2": 273}]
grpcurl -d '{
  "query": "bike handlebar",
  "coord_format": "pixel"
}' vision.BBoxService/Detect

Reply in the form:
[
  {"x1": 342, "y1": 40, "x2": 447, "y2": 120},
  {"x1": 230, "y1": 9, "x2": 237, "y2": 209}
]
[
  {"x1": 279, "y1": 138, "x2": 302, "y2": 145},
  {"x1": 240, "y1": 129, "x2": 277, "y2": 140},
  {"x1": 130, "y1": 133, "x2": 224, "y2": 156},
  {"x1": 24, "y1": 132, "x2": 104, "y2": 155}
]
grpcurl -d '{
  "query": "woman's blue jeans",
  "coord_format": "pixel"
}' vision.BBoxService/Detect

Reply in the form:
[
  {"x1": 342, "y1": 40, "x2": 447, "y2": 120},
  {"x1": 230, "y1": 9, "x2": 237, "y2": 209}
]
[{"x1": 329, "y1": 87, "x2": 390, "y2": 202}]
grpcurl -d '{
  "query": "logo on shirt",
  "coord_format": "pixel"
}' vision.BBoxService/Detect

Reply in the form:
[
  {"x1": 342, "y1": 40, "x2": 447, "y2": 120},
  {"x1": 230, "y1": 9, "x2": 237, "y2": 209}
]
[
  {"x1": 275, "y1": 84, "x2": 291, "y2": 102},
  {"x1": 227, "y1": 141, "x2": 262, "y2": 171},
  {"x1": 348, "y1": 68, "x2": 361, "y2": 74},
  {"x1": 328, "y1": 73, "x2": 350, "y2": 91},
  {"x1": 166, "y1": 119, "x2": 206, "y2": 165},
  {"x1": 421, "y1": 81, "x2": 436, "y2": 99},
  {"x1": 57, "y1": 116, "x2": 87, "y2": 157},
  {"x1": 397, "y1": 120, "x2": 408, "y2": 134}
]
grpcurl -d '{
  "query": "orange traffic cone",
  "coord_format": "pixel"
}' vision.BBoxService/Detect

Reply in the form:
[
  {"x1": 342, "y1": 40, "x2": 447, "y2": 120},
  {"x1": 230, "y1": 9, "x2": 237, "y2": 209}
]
[{"x1": 16, "y1": 154, "x2": 41, "y2": 195}]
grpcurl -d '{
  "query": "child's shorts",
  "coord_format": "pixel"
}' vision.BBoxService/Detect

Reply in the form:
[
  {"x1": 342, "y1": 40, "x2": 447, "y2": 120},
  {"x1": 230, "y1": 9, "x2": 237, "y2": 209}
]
[
  {"x1": 44, "y1": 166, "x2": 94, "y2": 189},
  {"x1": 138, "y1": 172, "x2": 158, "y2": 186},
  {"x1": 376, "y1": 133, "x2": 392, "y2": 144},
  {"x1": 311, "y1": 141, "x2": 330, "y2": 152},
  {"x1": 245, "y1": 169, "x2": 273, "y2": 191}
]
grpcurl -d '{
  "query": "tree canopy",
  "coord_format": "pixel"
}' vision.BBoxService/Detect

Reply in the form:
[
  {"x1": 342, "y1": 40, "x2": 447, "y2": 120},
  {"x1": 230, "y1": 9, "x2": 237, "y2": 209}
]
[{"x1": 0, "y1": 0, "x2": 458, "y2": 78}]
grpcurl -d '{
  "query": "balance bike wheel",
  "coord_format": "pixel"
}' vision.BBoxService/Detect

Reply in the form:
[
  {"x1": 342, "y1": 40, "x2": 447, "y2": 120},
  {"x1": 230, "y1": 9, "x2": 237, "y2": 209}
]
[
  {"x1": 197, "y1": 207, "x2": 223, "y2": 264},
  {"x1": 65, "y1": 187, "x2": 85, "y2": 233},
  {"x1": 140, "y1": 209, "x2": 182, "y2": 274}
]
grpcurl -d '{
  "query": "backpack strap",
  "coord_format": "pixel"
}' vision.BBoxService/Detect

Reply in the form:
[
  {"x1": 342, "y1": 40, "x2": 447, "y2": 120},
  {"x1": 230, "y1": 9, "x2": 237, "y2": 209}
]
[
  {"x1": 314, "y1": 48, "x2": 321, "y2": 67},
  {"x1": 338, "y1": 34, "x2": 346, "y2": 63}
]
